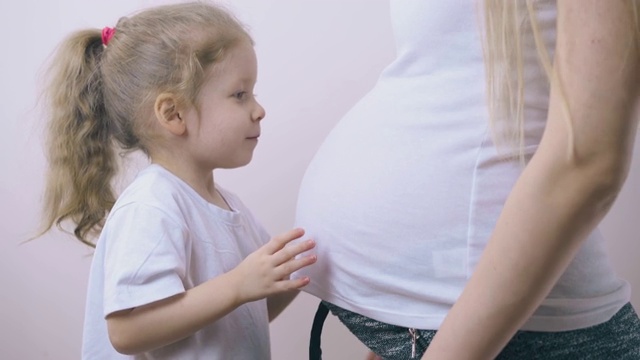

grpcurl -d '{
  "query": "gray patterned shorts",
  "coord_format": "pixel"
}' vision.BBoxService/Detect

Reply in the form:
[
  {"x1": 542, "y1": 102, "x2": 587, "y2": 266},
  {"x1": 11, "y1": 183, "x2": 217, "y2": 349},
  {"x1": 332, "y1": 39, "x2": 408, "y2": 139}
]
[{"x1": 321, "y1": 301, "x2": 640, "y2": 359}]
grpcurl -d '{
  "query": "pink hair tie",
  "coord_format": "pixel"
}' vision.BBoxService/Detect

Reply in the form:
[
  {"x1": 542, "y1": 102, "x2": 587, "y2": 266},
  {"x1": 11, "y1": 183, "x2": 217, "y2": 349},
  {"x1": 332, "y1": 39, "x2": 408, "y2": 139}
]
[{"x1": 101, "y1": 27, "x2": 116, "y2": 46}]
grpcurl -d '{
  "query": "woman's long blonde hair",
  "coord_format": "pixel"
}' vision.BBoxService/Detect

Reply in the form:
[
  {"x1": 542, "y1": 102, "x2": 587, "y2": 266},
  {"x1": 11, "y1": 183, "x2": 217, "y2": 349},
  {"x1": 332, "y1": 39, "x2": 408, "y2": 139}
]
[
  {"x1": 40, "y1": 2, "x2": 252, "y2": 247},
  {"x1": 483, "y1": 0, "x2": 640, "y2": 161}
]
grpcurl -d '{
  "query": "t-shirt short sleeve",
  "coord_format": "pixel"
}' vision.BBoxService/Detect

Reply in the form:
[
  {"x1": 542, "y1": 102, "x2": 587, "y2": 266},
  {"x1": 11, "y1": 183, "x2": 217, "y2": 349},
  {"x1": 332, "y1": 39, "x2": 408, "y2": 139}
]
[{"x1": 102, "y1": 203, "x2": 189, "y2": 317}]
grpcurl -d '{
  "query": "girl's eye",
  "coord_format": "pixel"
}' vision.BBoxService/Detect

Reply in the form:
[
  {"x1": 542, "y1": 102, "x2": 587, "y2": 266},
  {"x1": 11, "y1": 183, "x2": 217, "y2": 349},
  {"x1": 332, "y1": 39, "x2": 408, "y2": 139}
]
[{"x1": 234, "y1": 91, "x2": 247, "y2": 100}]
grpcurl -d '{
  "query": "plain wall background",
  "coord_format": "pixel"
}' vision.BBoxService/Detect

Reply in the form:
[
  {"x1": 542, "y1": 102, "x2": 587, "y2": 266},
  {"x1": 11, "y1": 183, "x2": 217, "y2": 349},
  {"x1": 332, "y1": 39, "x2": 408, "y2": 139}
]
[{"x1": 1, "y1": 1, "x2": 638, "y2": 359}]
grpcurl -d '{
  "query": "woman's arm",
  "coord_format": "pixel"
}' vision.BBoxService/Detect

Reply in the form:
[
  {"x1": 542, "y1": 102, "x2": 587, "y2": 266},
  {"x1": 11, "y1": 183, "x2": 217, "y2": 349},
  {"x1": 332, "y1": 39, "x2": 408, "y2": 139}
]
[
  {"x1": 422, "y1": 1, "x2": 639, "y2": 359},
  {"x1": 107, "y1": 228, "x2": 316, "y2": 355}
]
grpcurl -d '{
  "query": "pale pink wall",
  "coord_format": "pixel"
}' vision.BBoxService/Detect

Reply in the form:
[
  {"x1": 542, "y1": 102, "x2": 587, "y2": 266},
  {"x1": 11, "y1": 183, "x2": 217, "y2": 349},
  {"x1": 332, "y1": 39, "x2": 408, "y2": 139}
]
[{"x1": 1, "y1": 1, "x2": 637, "y2": 359}]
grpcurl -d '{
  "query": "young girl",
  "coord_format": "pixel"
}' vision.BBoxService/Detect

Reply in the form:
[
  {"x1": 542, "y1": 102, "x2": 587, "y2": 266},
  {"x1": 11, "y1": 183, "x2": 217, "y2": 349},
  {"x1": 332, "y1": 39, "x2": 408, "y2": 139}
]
[{"x1": 39, "y1": 2, "x2": 316, "y2": 359}]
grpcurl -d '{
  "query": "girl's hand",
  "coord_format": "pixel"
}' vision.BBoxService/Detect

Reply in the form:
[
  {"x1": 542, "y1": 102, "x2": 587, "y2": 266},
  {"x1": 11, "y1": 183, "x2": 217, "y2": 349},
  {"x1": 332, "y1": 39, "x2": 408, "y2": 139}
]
[{"x1": 231, "y1": 228, "x2": 316, "y2": 303}]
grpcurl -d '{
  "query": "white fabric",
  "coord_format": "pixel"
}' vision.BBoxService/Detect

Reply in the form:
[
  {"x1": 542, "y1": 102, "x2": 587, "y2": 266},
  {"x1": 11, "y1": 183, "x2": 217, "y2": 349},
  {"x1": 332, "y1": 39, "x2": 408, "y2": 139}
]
[
  {"x1": 82, "y1": 164, "x2": 271, "y2": 359},
  {"x1": 293, "y1": 0, "x2": 630, "y2": 331}
]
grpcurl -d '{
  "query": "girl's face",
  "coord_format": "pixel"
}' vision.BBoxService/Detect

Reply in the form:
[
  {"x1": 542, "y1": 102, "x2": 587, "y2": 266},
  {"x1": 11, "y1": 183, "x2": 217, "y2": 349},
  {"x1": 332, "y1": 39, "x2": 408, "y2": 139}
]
[{"x1": 182, "y1": 41, "x2": 265, "y2": 171}]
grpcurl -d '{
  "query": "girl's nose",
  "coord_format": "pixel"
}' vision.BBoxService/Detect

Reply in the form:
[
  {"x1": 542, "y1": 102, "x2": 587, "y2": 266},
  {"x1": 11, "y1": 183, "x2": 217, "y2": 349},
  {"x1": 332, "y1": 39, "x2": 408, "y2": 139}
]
[{"x1": 253, "y1": 102, "x2": 266, "y2": 122}]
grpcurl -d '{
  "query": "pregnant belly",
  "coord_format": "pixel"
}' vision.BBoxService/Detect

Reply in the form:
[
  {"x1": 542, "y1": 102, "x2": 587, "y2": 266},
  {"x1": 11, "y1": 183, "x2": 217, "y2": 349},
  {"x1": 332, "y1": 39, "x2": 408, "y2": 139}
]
[{"x1": 295, "y1": 114, "x2": 476, "y2": 277}]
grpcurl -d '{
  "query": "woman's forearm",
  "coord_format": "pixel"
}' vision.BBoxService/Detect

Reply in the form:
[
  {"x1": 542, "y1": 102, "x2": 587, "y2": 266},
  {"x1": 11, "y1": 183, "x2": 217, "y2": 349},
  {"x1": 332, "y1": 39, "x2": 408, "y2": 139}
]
[{"x1": 421, "y1": 150, "x2": 627, "y2": 359}]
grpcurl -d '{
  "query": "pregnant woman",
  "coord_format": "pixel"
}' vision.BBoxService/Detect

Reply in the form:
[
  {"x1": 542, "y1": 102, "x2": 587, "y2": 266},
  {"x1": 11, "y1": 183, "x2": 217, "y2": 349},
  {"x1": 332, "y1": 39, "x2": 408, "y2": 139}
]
[{"x1": 296, "y1": 0, "x2": 640, "y2": 359}]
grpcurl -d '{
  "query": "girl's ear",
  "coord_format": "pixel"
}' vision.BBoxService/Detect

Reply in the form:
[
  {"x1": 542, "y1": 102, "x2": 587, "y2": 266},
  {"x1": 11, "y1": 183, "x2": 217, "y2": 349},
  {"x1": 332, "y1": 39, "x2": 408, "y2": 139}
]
[{"x1": 154, "y1": 93, "x2": 187, "y2": 135}]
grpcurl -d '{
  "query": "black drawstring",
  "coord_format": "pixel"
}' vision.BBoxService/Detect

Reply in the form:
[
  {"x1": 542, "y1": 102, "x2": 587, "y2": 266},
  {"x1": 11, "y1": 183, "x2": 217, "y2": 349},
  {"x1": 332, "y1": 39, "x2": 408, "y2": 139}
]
[{"x1": 309, "y1": 301, "x2": 330, "y2": 360}]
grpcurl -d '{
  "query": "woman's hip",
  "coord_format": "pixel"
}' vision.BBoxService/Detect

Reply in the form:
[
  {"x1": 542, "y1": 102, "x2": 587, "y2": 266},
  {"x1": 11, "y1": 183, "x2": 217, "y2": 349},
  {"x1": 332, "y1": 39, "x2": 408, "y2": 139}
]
[{"x1": 322, "y1": 301, "x2": 640, "y2": 359}]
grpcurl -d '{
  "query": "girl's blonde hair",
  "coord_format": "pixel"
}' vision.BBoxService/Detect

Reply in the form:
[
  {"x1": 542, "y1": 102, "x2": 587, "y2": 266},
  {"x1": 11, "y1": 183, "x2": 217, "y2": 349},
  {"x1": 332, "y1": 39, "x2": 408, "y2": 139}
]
[
  {"x1": 40, "y1": 2, "x2": 252, "y2": 247},
  {"x1": 483, "y1": 0, "x2": 640, "y2": 161}
]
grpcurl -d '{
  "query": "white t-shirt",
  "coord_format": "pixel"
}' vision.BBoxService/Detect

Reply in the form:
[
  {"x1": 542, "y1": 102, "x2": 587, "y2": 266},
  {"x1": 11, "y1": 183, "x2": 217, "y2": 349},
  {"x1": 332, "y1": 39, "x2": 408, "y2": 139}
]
[
  {"x1": 82, "y1": 164, "x2": 271, "y2": 359},
  {"x1": 293, "y1": 0, "x2": 630, "y2": 332}
]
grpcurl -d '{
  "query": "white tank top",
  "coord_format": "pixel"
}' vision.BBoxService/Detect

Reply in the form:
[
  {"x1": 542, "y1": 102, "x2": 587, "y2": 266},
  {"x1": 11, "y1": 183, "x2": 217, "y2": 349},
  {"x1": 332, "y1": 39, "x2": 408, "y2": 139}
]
[{"x1": 293, "y1": 0, "x2": 630, "y2": 331}]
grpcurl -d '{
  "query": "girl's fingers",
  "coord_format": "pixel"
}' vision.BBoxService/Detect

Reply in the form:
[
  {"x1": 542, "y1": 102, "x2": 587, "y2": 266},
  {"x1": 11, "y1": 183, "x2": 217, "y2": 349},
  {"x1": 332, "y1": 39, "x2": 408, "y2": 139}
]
[
  {"x1": 277, "y1": 275, "x2": 312, "y2": 291},
  {"x1": 276, "y1": 254, "x2": 317, "y2": 278},
  {"x1": 262, "y1": 228, "x2": 305, "y2": 255},
  {"x1": 272, "y1": 238, "x2": 316, "y2": 265}
]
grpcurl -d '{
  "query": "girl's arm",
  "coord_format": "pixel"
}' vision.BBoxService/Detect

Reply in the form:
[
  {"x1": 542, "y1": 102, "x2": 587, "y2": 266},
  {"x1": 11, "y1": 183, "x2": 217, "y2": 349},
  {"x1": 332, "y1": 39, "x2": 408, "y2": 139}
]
[
  {"x1": 422, "y1": 1, "x2": 639, "y2": 359},
  {"x1": 267, "y1": 290, "x2": 300, "y2": 322},
  {"x1": 106, "y1": 228, "x2": 316, "y2": 355}
]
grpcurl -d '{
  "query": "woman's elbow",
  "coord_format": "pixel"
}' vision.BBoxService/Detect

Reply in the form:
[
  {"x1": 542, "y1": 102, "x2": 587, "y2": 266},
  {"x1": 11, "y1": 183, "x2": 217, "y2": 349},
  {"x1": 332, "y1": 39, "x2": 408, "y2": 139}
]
[{"x1": 576, "y1": 153, "x2": 630, "y2": 208}]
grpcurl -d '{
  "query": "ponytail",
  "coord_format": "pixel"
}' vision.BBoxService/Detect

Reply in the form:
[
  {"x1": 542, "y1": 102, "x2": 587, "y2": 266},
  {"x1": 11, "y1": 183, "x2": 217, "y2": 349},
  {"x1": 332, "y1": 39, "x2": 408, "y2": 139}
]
[{"x1": 41, "y1": 29, "x2": 117, "y2": 247}]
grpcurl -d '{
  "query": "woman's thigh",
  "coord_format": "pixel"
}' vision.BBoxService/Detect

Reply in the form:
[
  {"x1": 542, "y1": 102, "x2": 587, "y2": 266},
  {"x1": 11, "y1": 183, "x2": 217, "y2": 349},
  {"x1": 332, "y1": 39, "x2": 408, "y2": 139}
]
[{"x1": 323, "y1": 302, "x2": 640, "y2": 360}]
